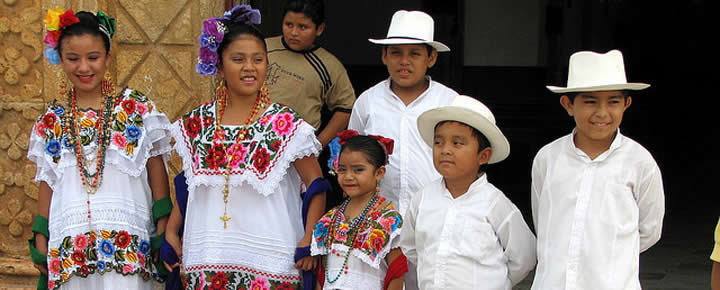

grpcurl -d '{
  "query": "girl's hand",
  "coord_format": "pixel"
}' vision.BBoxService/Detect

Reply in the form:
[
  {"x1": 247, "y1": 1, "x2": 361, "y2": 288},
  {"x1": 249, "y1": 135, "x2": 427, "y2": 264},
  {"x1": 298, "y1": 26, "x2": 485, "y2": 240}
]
[
  {"x1": 33, "y1": 233, "x2": 49, "y2": 276},
  {"x1": 294, "y1": 255, "x2": 318, "y2": 271},
  {"x1": 163, "y1": 231, "x2": 183, "y2": 271}
]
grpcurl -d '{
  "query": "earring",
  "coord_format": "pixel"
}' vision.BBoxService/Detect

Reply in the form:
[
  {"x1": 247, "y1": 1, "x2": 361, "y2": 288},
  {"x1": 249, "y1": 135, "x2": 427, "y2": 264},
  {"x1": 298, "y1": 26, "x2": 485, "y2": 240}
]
[
  {"x1": 215, "y1": 79, "x2": 228, "y2": 104},
  {"x1": 58, "y1": 78, "x2": 69, "y2": 98}
]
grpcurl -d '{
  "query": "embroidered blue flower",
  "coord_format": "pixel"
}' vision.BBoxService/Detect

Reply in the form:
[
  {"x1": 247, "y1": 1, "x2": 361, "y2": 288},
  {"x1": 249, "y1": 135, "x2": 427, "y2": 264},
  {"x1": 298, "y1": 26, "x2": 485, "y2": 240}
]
[
  {"x1": 97, "y1": 260, "x2": 107, "y2": 271},
  {"x1": 45, "y1": 140, "x2": 61, "y2": 156},
  {"x1": 125, "y1": 125, "x2": 142, "y2": 141},
  {"x1": 138, "y1": 240, "x2": 150, "y2": 255},
  {"x1": 99, "y1": 239, "x2": 115, "y2": 257},
  {"x1": 54, "y1": 107, "x2": 65, "y2": 117},
  {"x1": 61, "y1": 137, "x2": 73, "y2": 149}
]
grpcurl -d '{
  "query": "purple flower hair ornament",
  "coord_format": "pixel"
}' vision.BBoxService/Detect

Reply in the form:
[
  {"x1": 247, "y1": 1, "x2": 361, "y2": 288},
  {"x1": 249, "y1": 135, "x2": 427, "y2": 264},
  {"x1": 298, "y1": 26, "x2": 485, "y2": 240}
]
[{"x1": 196, "y1": 4, "x2": 261, "y2": 76}]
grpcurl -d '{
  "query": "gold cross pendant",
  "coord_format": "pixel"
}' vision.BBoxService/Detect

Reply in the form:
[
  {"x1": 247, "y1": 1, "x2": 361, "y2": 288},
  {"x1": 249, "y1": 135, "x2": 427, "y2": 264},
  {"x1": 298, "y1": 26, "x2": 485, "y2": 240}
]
[{"x1": 220, "y1": 214, "x2": 231, "y2": 229}]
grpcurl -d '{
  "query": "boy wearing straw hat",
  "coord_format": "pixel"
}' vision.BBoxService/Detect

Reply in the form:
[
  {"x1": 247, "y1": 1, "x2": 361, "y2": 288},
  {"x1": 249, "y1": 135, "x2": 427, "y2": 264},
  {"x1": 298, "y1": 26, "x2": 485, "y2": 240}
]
[
  {"x1": 349, "y1": 10, "x2": 457, "y2": 216},
  {"x1": 531, "y1": 50, "x2": 665, "y2": 290},
  {"x1": 399, "y1": 95, "x2": 537, "y2": 289}
]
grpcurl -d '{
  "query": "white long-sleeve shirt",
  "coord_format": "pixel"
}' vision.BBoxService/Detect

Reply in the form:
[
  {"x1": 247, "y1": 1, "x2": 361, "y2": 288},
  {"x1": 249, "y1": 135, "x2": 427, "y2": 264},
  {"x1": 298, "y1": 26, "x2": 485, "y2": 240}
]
[
  {"x1": 348, "y1": 77, "x2": 457, "y2": 215},
  {"x1": 531, "y1": 130, "x2": 665, "y2": 290},
  {"x1": 400, "y1": 175, "x2": 537, "y2": 289}
]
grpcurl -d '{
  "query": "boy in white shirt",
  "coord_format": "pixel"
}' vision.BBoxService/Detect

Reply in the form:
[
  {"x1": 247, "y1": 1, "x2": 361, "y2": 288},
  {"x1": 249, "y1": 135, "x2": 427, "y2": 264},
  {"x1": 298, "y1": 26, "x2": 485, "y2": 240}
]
[
  {"x1": 531, "y1": 50, "x2": 665, "y2": 290},
  {"x1": 348, "y1": 10, "x2": 458, "y2": 216},
  {"x1": 400, "y1": 95, "x2": 537, "y2": 289}
]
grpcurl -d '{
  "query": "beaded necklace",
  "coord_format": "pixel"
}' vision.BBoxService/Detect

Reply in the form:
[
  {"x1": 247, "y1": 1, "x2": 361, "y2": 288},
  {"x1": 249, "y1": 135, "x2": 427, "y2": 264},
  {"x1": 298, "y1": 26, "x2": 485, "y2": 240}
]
[
  {"x1": 324, "y1": 192, "x2": 384, "y2": 284},
  {"x1": 62, "y1": 79, "x2": 116, "y2": 226},
  {"x1": 213, "y1": 86, "x2": 269, "y2": 229}
]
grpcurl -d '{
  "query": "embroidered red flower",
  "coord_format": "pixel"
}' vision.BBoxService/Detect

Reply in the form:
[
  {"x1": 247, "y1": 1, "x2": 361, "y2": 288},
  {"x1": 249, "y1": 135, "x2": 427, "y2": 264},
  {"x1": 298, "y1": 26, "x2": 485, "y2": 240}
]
[
  {"x1": 121, "y1": 99, "x2": 136, "y2": 114},
  {"x1": 58, "y1": 10, "x2": 79, "y2": 28},
  {"x1": 184, "y1": 116, "x2": 202, "y2": 139},
  {"x1": 74, "y1": 234, "x2": 89, "y2": 250},
  {"x1": 42, "y1": 113, "x2": 57, "y2": 128},
  {"x1": 276, "y1": 282, "x2": 295, "y2": 290},
  {"x1": 114, "y1": 230, "x2": 131, "y2": 248},
  {"x1": 271, "y1": 112, "x2": 295, "y2": 136},
  {"x1": 206, "y1": 143, "x2": 227, "y2": 170},
  {"x1": 203, "y1": 116, "x2": 213, "y2": 128},
  {"x1": 71, "y1": 250, "x2": 86, "y2": 265},
  {"x1": 252, "y1": 147, "x2": 270, "y2": 173},
  {"x1": 209, "y1": 271, "x2": 230, "y2": 290},
  {"x1": 79, "y1": 265, "x2": 90, "y2": 276}
]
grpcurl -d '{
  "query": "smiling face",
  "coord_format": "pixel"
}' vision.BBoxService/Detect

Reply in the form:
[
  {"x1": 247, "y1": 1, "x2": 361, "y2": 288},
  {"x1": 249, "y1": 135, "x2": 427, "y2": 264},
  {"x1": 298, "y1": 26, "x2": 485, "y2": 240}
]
[
  {"x1": 218, "y1": 35, "x2": 268, "y2": 100},
  {"x1": 282, "y1": 11, "x2": 324, "y2": 51},
  {"x1": 382, "y1": 44, "x2": 437, "y2": 91},
  {"x1": 560, "y1": 90, "x2": 632, "y2": 150},
  {"x1": 60, "y1": 34, "x2": 111, "y2": 97},
  {"x1": 336, "y1": 149, "x2": 386, "y2": 200},
  {"x1": 433, "y1": 121, "x2": 492, "y2": 183}
]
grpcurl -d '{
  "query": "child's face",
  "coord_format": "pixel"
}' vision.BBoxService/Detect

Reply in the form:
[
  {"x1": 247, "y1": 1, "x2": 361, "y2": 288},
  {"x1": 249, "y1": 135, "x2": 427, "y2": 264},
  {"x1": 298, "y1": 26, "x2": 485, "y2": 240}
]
[
  {"x1": 382, "y1": 44, "x2": 437, "y2": 91},
  {"x1": 337, "y1": 150, "x2": 386, "y2": 199},
  {"x1": 560, "y1": 90, "x2": 632, "y2": 147},
  {"x1": 218, "y1": 36, "x2": 268, "y2": 99},
  {"x1": 282, "y1": 11, "x2": 324, "y2": 51},
  {"x1": 432, "y1": 122, "x2": 491, "y2": 182},
  {"x1": 60, "y1": 34, "x2": 111, "y2": 97}
]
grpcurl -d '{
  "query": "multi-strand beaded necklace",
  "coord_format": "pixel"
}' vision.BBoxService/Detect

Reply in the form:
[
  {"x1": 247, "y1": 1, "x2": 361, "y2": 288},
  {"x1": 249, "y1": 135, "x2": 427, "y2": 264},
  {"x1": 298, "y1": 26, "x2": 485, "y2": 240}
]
[
  {"x1": 62, "y1": 79, "x2": 116, "y2": 226},
  {"x1": 324, "y1": 192, "x2": 385, "y2": 284},
  {"x1": 213, "y1": 86, "x2": 269, "y2": 229}
]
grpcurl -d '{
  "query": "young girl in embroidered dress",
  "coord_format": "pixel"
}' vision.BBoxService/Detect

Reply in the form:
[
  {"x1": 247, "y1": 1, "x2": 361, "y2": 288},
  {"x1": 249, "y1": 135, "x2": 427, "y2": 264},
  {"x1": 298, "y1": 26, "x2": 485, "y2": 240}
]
[
  {"x1": 311, "y1": 131, "x2": 407, "y2": 290},
  {"x1": 28, "y1": 8, "x2": 173, "y2": 290},
  {"x1": 165, "y1": 5, "x2": 326, "y2": 289}
]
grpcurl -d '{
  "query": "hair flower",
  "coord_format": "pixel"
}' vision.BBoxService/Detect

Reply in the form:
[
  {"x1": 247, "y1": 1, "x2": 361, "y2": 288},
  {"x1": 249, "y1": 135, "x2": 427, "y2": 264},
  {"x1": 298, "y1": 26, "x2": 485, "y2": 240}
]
[
  {"x1": 44, "y1": 46, "x2": 61, "y2": 65},
  {"x1": 327, "y1": 137, "x2": 342, "y2": 175},
  {"x1": 58, "y1": 10, "x2": 79, "y2": 28},
  {"x1": 44, "y1": 7, "x2": 64, "y2": 31},
  {"x1": 196, "y1": 4, "x2": 261, "y2": 76},
  {"x1": 337, "y1": 130, "x2": 359, "y2": 145}
]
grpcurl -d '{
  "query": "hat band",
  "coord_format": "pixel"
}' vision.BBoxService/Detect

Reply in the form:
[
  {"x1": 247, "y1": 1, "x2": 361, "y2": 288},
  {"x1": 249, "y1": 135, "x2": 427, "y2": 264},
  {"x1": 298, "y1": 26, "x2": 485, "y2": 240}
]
[{"x1": 387, "y1": 36, "x2": 428, "y2": 41}]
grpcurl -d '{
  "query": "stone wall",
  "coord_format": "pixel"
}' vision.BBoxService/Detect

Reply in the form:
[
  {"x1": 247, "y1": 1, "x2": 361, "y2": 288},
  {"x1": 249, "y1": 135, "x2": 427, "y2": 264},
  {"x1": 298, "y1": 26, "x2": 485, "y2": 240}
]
[{"x1": 0, "y1": 0, "x2": 222, "y2": 287}]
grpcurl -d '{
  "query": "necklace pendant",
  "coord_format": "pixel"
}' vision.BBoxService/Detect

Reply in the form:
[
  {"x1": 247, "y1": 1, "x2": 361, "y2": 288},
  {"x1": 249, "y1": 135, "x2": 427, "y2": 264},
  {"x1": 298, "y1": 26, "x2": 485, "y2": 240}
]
[{"x1": 220, "y1": 214, "x2": 231, "y2": 229}]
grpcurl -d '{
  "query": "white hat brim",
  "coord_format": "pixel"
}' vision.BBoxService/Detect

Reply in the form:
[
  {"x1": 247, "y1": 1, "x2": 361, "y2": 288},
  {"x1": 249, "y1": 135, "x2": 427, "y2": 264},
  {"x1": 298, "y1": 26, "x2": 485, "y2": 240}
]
[
  {"x1": 368, "y1": 38, "x2": 450, "y2": 52},
  {"x1": 546, "y1": 83, "x2": 650, "y2": 93},
  {"x1": 417, "y1": 106, "x2": 510, "y2": 164}
]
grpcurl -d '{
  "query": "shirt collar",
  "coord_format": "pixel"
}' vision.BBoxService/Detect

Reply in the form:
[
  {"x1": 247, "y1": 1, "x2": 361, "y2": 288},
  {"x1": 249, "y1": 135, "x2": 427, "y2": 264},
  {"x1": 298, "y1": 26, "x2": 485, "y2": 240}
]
[
  {"x1": 568, "y1": 128, "x2": 625, "y2": 162},
  {"x1": 441, "y1": 173, "x2": 488, "y2": 200},
  {"x1": 280, "y1": 36, "x2": 320, "y2": 53},
  {"x1": 384, "y1": 75, "x2": 434, "y2": 105}
]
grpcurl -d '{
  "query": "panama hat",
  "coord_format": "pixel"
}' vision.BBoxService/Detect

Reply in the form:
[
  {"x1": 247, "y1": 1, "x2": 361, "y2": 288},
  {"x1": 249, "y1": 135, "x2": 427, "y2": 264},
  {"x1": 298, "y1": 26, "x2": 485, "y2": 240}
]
[
  {"x1": 546, "y1": 49, "x2": 650, "y2": 93},
  {"x1": 417, "y1": 95, "x2": 509, "y2": 164},
  {"x1": 369, "y1": 10, "x2": 450, "y2": 52}
]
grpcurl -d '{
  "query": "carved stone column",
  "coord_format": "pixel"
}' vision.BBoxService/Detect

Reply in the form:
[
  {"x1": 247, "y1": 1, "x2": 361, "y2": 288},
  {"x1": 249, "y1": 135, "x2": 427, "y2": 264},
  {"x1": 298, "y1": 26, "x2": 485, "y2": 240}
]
[{"x1": 0, "y1": 0, "x2": 221, "y2": 288}]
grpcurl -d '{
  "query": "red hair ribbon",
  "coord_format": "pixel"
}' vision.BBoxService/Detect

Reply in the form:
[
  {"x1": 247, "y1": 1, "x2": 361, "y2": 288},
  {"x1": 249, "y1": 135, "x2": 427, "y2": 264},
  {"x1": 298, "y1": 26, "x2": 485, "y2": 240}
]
[{"x1": 336, "y1": 130, "x2": 394, "y2": 156}]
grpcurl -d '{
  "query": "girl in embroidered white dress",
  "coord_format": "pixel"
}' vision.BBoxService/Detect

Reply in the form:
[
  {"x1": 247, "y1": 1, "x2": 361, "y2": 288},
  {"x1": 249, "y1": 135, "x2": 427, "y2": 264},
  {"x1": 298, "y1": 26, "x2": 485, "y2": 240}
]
[
  {"x1": 28, "y1": 8, "x2": 173, "y2": 290},
  {"x1": 164, "y1": 5, "x2": 326, "y2": 289},
  {"x1": 311, "y1": 131, "x2": 407, "y2": 290}
]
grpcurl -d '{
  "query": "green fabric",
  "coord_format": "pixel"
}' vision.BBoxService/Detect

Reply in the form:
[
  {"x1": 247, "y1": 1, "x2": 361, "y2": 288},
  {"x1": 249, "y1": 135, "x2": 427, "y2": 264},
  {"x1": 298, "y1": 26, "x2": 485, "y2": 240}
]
[
  {"x1": 31, "y1": 215, "x2": 49, "y2": 238},
  {"x1": 150, "y1": 232, "x2": 169, "y2": 279},
  {"x1": 36, "y1": 273, "x2": 48, "y2": 290},
  {"x1": 29, "y1": 216, "x2": 49, "y2": 289},
  {"x1": 152, "y1": 197, "x2": 172, "y2": 225}
]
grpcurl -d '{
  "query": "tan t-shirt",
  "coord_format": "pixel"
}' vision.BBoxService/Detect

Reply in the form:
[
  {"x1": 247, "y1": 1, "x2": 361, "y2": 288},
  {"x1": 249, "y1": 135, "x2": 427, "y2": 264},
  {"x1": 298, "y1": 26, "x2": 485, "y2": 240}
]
[{"x1": 265, "y1": 35, "x2": 355, "y2": 130}]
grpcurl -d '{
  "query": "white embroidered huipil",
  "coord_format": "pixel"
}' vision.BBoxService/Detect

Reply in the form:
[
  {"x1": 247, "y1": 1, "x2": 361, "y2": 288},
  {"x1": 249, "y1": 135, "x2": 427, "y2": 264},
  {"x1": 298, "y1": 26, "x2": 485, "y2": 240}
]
[
  {"x1": 310, "y1": 200, "x2": 403, "y2": 290},
  {"x1": 348, "y1": 77, "x2": 457, "y2": 215},
  {"x1": 399, "y1": 175, "x2": 537, "y2": 290},
  {"x1": 27, "y1": 88, "x2": 171, "y2": 289},
  {"x1": 171, "y1": 102, "x2": 320, "y2": 288},
  {"x1": 530, "y1": 130, "x2": 665, "y2": 290}
]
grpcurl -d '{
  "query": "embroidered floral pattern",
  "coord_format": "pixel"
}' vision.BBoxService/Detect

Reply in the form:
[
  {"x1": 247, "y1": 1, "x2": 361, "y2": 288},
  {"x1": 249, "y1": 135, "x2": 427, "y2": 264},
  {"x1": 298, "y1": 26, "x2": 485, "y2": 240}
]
[
  {"x1": 179, "y1": 102, "x2": 302, "y2": 177},
  {"x1": 313, "y1": 202, "x2": 403, "y2": 262},
  {"x1": 34, "y1": 89, "x2": 156, "y2": 163},
  {"x1": 47, "y1": 229, "x2": 156, "y2": 289},
  {"x1": 185, "y1": 267, "x2": 301, "y2": 290}
]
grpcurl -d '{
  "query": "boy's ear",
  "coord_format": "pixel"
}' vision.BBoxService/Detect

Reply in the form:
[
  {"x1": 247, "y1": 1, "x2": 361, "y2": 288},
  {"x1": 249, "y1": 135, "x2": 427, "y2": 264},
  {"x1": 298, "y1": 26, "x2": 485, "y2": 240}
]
[
  {"x1": 559, "y1": 95, "x2": 574, "y2": 116},
  {"x1": 624, "y1": 96, "x2": 633, "y2": 110},
  {"x1": 427, "y1": 48, "x2": 438, "y2": 68},
  {"x1": 477, "y1": 146, "x2": 493, "y2": 166},
  {"x1": 315, "y1": 22, "x2": 326, "y2": 37}
]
